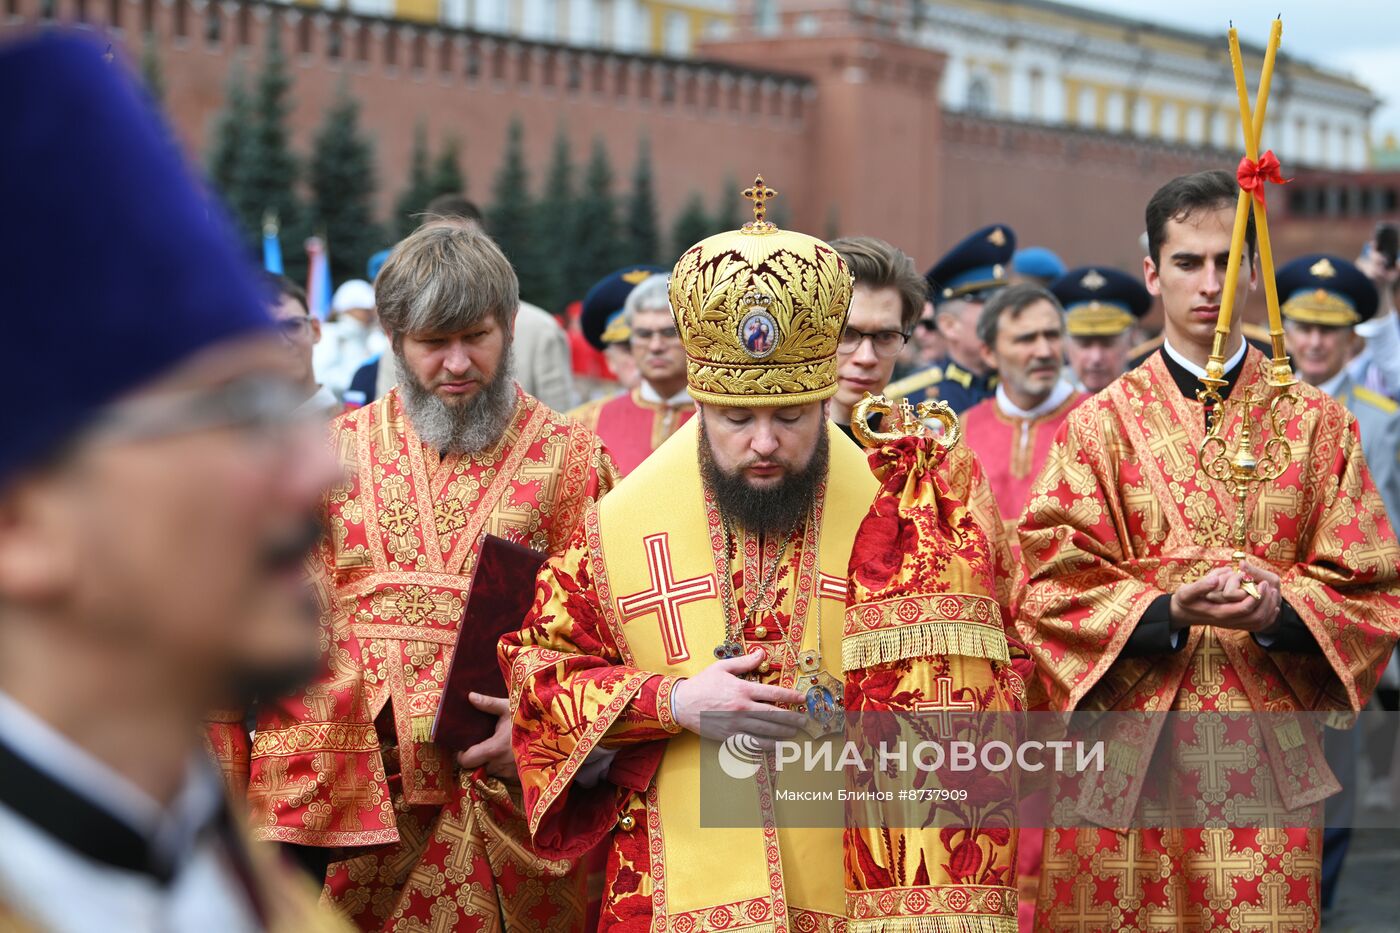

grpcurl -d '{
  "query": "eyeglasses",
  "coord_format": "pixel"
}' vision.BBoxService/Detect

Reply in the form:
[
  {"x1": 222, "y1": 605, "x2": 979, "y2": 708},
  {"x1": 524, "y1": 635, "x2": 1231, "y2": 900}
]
[
  {"x1": 838, "y1": 327, "x2": 909, "y2": 358},
  {"x1": 916, "y1": 318, "x2": 938, "y2": 332},
  {"x1": 632, "y1": 326, "x2": 681, "y2": 343},
  {"x1": 276, "y1": 317, "x2": 313, "y2": 341},
  {"x1": 92, "y1": 376, "x2": 310, "y2": 445}
]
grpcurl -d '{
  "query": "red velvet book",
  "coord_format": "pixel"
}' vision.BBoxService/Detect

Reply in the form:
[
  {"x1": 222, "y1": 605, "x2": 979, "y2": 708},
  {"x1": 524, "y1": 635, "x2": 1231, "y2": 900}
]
[{"x1": 432, "y1": 535, "x2": 548, "y2": 752}]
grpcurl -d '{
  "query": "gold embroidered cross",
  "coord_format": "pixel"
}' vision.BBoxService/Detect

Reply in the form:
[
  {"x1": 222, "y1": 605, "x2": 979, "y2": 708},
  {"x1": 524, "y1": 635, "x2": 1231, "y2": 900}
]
[{"x1": 742, "y1": 175, "x2": 778, "y2": 229}]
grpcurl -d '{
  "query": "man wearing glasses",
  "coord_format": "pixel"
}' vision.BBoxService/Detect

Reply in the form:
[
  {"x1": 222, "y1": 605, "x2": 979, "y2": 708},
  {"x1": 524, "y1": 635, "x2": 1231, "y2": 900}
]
[
  {"x1": 574, "y1": 272, "x2": 695, "y2": 475},
  {"x1": 826, "y1": 237, "x2": 927, "y2": 443},
  {"x1": 827, "y1": 236, "x2": 1017, "y2": 605},
  {"x1": 264, "y1": 273, "x2": 341, "y2": 420},
  {"x1": 0, "y1": 34, "x2": 343, "y2": 929}
]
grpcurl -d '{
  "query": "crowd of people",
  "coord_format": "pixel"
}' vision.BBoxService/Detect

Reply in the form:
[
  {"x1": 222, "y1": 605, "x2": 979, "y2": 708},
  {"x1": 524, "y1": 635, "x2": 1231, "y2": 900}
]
[{"x1": 4, "y1": 30, "x2": 1400, "y2": 933}]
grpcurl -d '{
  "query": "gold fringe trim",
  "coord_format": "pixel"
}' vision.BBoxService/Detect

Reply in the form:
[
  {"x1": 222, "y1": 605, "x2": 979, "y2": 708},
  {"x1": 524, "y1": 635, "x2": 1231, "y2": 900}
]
[
  {"x1": 410, "y1": 715, "x2": 435, "y2": 744},
  {"x1": 846, "y1": 916, "x2": 1017, "y2": 933},
  {"x1": 841, "y1": 620, "x2": 1009, "y2": 672}
]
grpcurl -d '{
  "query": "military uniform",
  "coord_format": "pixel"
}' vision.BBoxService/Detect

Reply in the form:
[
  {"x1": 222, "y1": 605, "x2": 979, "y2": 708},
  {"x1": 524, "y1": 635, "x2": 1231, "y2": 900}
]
[
  {"x1": 1277, "y1": 252, "x2": 1400, "y2": 909},
  {"x1": 1050, "y1": 265, "x2": 1152, "y2": 392},
  {"x1": 903, "y1": 224, "x2": 1016, "y2": 412},
  {"x1": 1279, "y1": 254, "x2": 1400, "y2": 523}
]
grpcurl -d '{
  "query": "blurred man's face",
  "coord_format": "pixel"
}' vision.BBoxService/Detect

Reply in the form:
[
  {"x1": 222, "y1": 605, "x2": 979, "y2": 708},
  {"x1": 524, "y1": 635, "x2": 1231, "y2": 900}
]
[
  {"x1": 835, "y1": 285, "x2": 905, "y2": 414},
  {"x1": 341, "y1": 304, "x2": 376, "y2": 327},
  {"x1": 1285, "y1": 320, "x2": 1358, "y2": 386},
  {"x1": 630, "y1": 308, "x2": 686, "y2": 391},
  {"x1": 935, "y1": 297, "x2": 988, "y2": 372},
  {"x1": 271, "y1": 293, "x2": 320, "y2": 394},
  {"x1": 699, "y1": 401, "x2": 829, "y2": 536},
  {"x1": 1066, "y1": 332, "x2": 1132, "y2": 394},
  {"x1": 0, "y1": 338, "x2": 339, "y2": 702},
  {"x1": 912, "y1": 299, "x2": 946, "y2": 364},
  {"x1": 1145, "y1": 206, "x2": 1255, "y2": 352},
  {"x1": 981, "y1": 299, "x2": 1064, "y2": 408},
  {"x1": 605, "y1": 343, "x2": 640, "y2": 390}
]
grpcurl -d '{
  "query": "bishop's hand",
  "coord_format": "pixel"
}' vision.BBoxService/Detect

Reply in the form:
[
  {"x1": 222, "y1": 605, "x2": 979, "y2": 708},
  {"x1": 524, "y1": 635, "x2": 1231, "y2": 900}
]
[
  {"x1": 1170, "y1": 564, "x2": 1282, "y2": 633},
  {"x1": 672, "y1": 649, "x2": 807, "y2": 748},
  {"x1": 456, "y1": 692, "x2": 520, "y2": 783}
]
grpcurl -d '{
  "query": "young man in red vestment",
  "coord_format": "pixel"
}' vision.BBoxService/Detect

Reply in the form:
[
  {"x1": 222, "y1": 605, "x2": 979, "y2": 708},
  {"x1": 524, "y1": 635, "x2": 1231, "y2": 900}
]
[
  {"x1": 573, "y1": 273, "x2": 696, "y2": 475},
  {"x1": 1017, "y1": 170, "x2": 1400, "y2": 931},
  {"x1": 960, "y1": 284, "x2": 1083, "y2": 541},
  {"x1": 222, "y1": 224, "x2": 618, "y2": 931}
]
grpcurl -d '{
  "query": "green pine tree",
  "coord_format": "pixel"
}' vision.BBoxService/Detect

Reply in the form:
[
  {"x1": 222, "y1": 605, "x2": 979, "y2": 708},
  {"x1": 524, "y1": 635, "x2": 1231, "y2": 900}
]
[
  {"x1": 394, "y1": 123, "x2": 434, "y2": 239},
  {"x1": 713, "y1": 173, "x2": 743, "y2": 233},
  {"x1": 572, "y1": 138, "x2": 623, "y2": 291},
  {"x1": 535, "y1": 126, "x2": 577, "y2": 310},
  {"x1": 429, "y1": 135, "x2": 466, "y2": 201},
  {"x1": 231, "y1": 26, "x2": 301, "y2": 273},
  {"x1": 140, "y1": 31, "x2": 165, "y2": 106},
  {"x1": 486, "y1": 119, "x2": 548, "y2": 305},
  {"x1": 624, "y1": 136, "x2": 660, "y2": 265},
  {"x1": 670, "y1": 191, "x2": 711, "y2": 258},
  {"x1": 824, "y1": 205, "x2": 841, "y2": 242},
  {"x1": 206, "y1": 64, "x2": 249, "y2": 204},
  {"x1": 309, "y1": 84, "x2": 382, "y2": 285}
]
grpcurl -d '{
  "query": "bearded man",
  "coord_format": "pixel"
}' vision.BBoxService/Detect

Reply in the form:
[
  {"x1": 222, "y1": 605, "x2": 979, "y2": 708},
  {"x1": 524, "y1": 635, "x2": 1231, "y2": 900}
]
[
  {"x1": 226, "y1": 224, "x2": 618, "y2": 930},
  {"x1": 501, "y1": 184, "x2": 1023, "y2": 931}
]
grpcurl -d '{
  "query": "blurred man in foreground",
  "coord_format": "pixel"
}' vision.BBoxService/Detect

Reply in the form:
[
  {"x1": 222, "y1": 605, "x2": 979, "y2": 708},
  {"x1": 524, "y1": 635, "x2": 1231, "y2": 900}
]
[{"x1": 0, "y1": 34, "x2": 340, "y2": 930}]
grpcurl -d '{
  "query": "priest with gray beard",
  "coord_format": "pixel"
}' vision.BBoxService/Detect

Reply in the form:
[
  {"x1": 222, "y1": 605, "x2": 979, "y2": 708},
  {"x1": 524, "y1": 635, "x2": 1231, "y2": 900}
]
[{"x1": 222, "y1": 223, "x2": 619, "y2": 931}]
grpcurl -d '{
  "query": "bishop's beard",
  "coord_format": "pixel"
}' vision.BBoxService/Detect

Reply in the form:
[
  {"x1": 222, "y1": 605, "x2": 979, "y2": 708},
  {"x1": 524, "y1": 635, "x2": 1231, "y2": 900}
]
[
  {"x1": 396, "y1": 348, "x2": 518, "y2": 455},
  {"x1": 699, "y1": 422, "x2": 829, "y2": 538}
]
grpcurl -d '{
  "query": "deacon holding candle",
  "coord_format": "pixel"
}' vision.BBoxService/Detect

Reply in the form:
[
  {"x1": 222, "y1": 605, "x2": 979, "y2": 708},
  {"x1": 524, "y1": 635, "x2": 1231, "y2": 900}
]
[{"x1": 1015, "y1": 23, "x2": 1400, "y2": 927}]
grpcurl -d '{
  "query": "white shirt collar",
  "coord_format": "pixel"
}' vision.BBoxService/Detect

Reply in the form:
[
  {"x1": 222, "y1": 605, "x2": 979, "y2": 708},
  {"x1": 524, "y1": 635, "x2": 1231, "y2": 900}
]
[
  {"x1": 1162, "y1": 335, "x2": 1247, "y2": 380},
  {"x1": 1317, "y1": 369, "x2": 1350, "y2": 399},
  {"x1": 995, "y1": 378, "x2": 1075, "y2": 420},
  {"x1": 0, "y1": 691, "x2": 223, "y2": 864},
  {"x1": 638, "y1": 381, "x2": 692, "y2": 407}
]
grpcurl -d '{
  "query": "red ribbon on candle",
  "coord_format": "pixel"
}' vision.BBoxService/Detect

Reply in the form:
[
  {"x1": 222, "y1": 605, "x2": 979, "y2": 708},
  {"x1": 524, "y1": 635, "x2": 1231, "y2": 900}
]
[{"x1": 1237, "y1": 150, "x2": 1289, "y2": 205}]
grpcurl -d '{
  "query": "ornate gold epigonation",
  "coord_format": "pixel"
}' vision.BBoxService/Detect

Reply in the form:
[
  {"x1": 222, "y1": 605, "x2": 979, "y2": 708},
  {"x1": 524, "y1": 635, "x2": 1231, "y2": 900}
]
[
  {"x1": 741, "y1": 175, "x2": 779, "y2": 234},
  {"x1": 850, "y1": 393, "x2": 962, "y2": 450},
  {"x1": 1197, "y1": 385, "x2": 1296, "y2": 597}
]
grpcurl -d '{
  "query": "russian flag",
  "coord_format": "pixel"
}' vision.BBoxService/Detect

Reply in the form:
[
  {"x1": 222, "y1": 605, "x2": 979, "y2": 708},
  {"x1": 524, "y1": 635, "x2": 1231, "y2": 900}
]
[
  {"x1": 262, "y1": 210, "x2": 283, "y2": 274},
  {"x1": 305, "y1": 235, "x2": 332, "y2": 321}
]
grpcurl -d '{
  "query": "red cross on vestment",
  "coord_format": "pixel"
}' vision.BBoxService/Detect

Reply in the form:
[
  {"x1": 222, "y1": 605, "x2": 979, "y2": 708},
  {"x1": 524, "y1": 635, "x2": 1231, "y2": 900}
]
[{"x1": 617, "y1": 533, "x2": 717, "y2": 664}]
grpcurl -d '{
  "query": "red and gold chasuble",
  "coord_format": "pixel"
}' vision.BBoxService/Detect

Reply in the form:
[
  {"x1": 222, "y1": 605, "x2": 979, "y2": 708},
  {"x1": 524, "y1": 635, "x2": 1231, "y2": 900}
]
[
  {"x1": 573, "y1": 386, "x2": 696, "y2": 476},
  {"x1": 1016, "y1": 350, "x2": 1400, "y2": 932},
  {"x1": 238, "y1": 387, "x2": 617, "y2": 932},
  {"x1": 502, "y1": 421, "x2": 1024, "y2": 931},
  {"x1": 959, "y1": 391, "x2": 1083, "y2": 537}
]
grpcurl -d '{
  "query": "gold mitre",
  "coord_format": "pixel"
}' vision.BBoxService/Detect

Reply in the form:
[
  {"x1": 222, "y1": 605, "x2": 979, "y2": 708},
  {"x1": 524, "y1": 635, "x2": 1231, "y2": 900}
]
[{"x1": 668, "y1": 175, "x2": 853, "y2": 407}]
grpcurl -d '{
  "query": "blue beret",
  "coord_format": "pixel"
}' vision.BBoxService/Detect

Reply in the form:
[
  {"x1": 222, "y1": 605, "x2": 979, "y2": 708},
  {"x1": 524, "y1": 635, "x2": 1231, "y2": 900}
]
[
  {"x1": 0, "y1": 34, "x2": 272, "y2": 487},
  {"x1": 1050, "y1": 266, "x2": 1152, "y2": 337},
  {"x1": 1276, "y1": 254, "x2": 1378, "y2": 327},
  {"x1": 1013, "y1": 246, "x2": 1067, "y2": 281},
  {"x1": 367, "y1": 248, "x2": 391, "y2": 283},
  {"x1": 926, "y1": 224, "x2": 1017, "y2": 306},
  {"x1": 581, "y1": 265, "x2": 668, "y2": 350}
]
